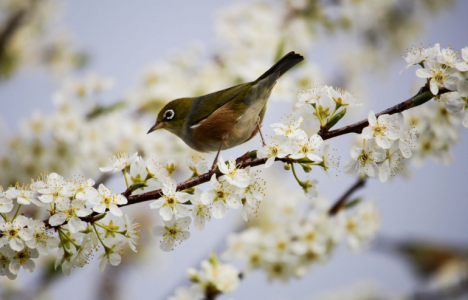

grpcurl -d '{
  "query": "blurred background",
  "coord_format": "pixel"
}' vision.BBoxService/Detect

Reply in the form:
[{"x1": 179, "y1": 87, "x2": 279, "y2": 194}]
[{"x1": 0, "y1": 0, "x2": 467, "y2": 299}]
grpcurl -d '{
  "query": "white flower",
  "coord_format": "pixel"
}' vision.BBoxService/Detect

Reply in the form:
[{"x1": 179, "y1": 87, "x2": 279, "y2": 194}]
[
  {"x1": 455, "y1": 47, "x2": 468, "y2": 72},
  {"x1": 89, "y1": 184, "x2": 128, "y2": 217},
  {"x1": 37, "y1": 173, "x2": 73, "y2": 204},
  {"x1": 150, "y1": 216, "x2": 191, "y2": 252},
  {"x1": 201, "y1": 175, "x2": 241, "y2": 219},
  {"x1": 217, "y1": 156, "x2": 250, "y2": 188},
  {"x1": 99, "y1": 151, "x2": 138, "y2": 173},
  {"x1": 0, "y1": 245, "x2": 16, "y2": 280},
  {"x1": 313, "y1": 89, "x2": 338, "y2": 126},
  {"x1": 149, "y1": 179, "x2": 190, "y2": 221},
  {"x1": 25, "y1": 219, "x2": 59, "y2": 255},
  {"x1": 68, "y1": 177, "x2": 96, "y2": 201},
  {"x1": 378, "y1": 143, "x2": 404, "y2": 183},
  {"x1": 345, "y1": 201, "x2": 381, "y2": 252},
  {"x1": 257, "y1": 135, "x2": 291, "y2": 168},
  {"x1": 187, "y1": 156, "x2": 209, "y2": 176},
  {"x1": 399, "y1": 44, "x2": 439, "y2": 74},
  {"x1": 393, "y1": 113, "x2": 417, "y2": 158},
  {"x1": 9, "y1": 247, "x2": 39, "y2": 275},
  {"x1": 416, "y1": 60, "x2": 459, "y2": 95},
  {"x1": 191, "y1": 189, "x2": 211, "y2": 231},
  {"x1": 290, "y1": 222, "x2": 327, "y2": 258},
  {"x1": 98, "y1": 239, "x2": 124, "y2": 272},
  {"x1": 328, "y1": 86, "x2": 362, "y2": 108},
  {"x1": 166, "y1": 159, "x2": 178, "y2": 177},
  {"x1": 0, "y1": 216, "x2": 33, "y2": 251},
  {"x1": 5, "y1": 184, "x2": 44, "y2": 207},
  {"x1": 437, "y1": 46, "x2": 461, "y2": 68},
  {"x1": 290, "y1": 133, "x2": 323, "y2": 161},
  {"x1": 296, "y1": 85, "x2": 329, "y2": 113},
  {"x1": 193, "y1": 257, "x2": 240, "y2": 294},
  {"x1": 145, "y1": 156, "x2": 169, "y2": 181},
  {"x1": 344, "y1": 138, "x2": 386, "y2": 177},
  {"x1": 271, "y1": 116, "x2": 304, "y2": 138},
  {"x1": 121, "y1": 214, "x2": 141, "y2": 252},
  {"x1": 0, "y1": 188, "x2": 14, "y2": 213},
  {"x1": 362, "y1": 111, "x2": 400, "y2": 149},
  {"x1": 320, "y1": 143, "x2": 339, "y2": 179},
  {"x1": 446, "y1": 80, "x2": 468, "y2": 128},
  {"x1": 70, "y1": 235, "x2": 93, "y2": 269},
  {"x1": 240, "y1": 172, "x2": 264, "y2": 222},
  {"x1": 48, "y1": 199, "x2": 92, "y2": 233},
  {"x1": 303, "y1": 178, "x2": 319, "y2": 199}
]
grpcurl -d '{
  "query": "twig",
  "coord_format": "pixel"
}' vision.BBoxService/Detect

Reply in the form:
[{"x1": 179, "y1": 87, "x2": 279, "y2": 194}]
[{"x1": 328, "y1": 177, "x2": 367, "y2": 216}]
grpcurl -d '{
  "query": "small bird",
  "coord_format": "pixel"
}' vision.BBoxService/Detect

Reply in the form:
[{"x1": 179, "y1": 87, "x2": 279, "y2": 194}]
[{"x1": 148, "y1": 51, "x2": 304, "y2": 167}]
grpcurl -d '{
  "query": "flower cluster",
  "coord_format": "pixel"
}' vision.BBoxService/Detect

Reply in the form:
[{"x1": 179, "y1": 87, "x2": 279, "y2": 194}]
[
  {"x1": 0, "y1": 170, "x2": 142, "y2": 278},
  {"x1": 168, "y1": 253, "x2": 241, "y2": 300},
  {"x1": 148, "y1": 157, "x2": 265, "y2": 252},
  {"x1": 405, "y1": 45, "x2": 468, "y2": 128},
  {"x1": 222, "y1": 197, "x2": 380, "y2": 282}
]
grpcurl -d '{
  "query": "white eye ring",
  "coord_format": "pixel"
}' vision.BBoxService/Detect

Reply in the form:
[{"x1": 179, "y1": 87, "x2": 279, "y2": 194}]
[{"x1": 164, "y1": 109, "x2": 175, "y2": 120}]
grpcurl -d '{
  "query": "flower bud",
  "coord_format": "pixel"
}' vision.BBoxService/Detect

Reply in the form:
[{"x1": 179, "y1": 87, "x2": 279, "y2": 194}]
[{"x1": 284, "y1": 163, "x2": 291, "y2": 171}]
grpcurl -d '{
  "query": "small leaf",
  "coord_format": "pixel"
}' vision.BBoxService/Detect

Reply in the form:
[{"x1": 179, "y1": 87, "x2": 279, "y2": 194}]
[
  {"x1": 327, "y1": 108, "x2": 347, "y2": 129},
  {"x1": 344, "y1": 198, "x2": 361, "y2": 209},
  {"x1": 130, "y1": 182, "x2": 148, "y2": 193}
]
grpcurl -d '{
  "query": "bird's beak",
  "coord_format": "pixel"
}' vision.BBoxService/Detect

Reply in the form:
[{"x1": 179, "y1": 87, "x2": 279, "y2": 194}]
[{"x1": 147, "y1": 122, "x2": 164, "y2": 134}]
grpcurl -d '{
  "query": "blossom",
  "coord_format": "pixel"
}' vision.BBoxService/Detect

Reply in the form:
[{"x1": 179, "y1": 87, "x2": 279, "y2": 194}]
[
  {"x1": 290, "y1": 133, "x2": 323, "y2": 161},
  {"x1": 121, "y1": 214, "x2": 142, "y2": 252},
  {"x1": 437, "y1": 46, "x2": 461, "y2": 68},
  {"x1": 188, "y1": 255, "x2": 240, "y2": 294},
  {"x1": 345, "y1": 201, "x2": 381, "y2": 252},
  {"x1": 48, "y1": 199, "x2": 92, "y2": 233},
  {"x1": 0, "y1": 188, "x2": 14, "y2": 213},
  {"x1": 149, "y1": 179, "x2": 190, "y2": 221},
  {"x1": 454, "y1": 47, "x2": 468, "y2": 71},
  {"x1": 0, "y1": 216, "x2": 33, "y2": 251},
  {"x1": 67, "y1": 176, "x2": 96, "y2": 201},
  {"x1": 416, "y1": 60, "x2": 459, "y2": 95},
  {"x1": 296, "y1": 85, "x2": 329, "y2": 113},
  {"x1": 88, "y1": 184, "x2": 127, "y2": 216},
  {"x1": 0, "y1": 245, "x2": 16, "y2": 280},
  {"x1": 25, "y1": 219, "x2": 59, "y2": 255},
  {"x1": 9, "y1": 247, "x2": 39, "y2": 275},
  {"x1": 98, "y1": 239, "x2": 124, "y2": 272},
  {"x1": 240, "y1": 172, "x2": 264, "y2": 221},
  {"x1": 150, "y1": 216, "x2": 191, "y2": 252},
  {"x1": 5, "y1": 184, "x2": 44, "y2": 207},
  {"x1": 271, "y1": 116, "x2": 304, "y2": 138},
  {"x1": 191, "y1": 188, "x2": 211, "y2": 231},
  {"x1": 145, "y1": 156, "x2": 169, "y2": 181},
  {"x1": 344, "y1": 138, "x2": 386, "y2": 177},
  {"x1": 313, "y1": 89, "x2": 339, "y2": 126},
  {"x1": 327, "y1": 86, "x2": 362, "y2": 108},
  {"x1": 362, "y1": 111, "x2": 400, "y2": 149},
  {"x1": 319, "y1": 143, "x2": 339, "y2": 179},
  {"x1": 217, "y1": 156, "x2": 250, "y2": 188},
  {"x1": 99, "y1": 151, "x2": 138, "y2": 173},
  {"x1": 70, "y1": 235, "x2": 93, "y2": 269},
  {"x1": 257, "y1": 135, "x2": 291, "y2": 168},
  {"x1": 445, "y1": 80, "x2": 468, "y2": 128},
  {"x1": 378, "y1": 143, "x2": 404, "y2": 183},
  {"x1": 302, "y1": 178, "x2": 319, "y2": 199},
  {"x1": 393, "y1": 113, "x2": 417, "y2": 158},
  {"x1": 37, "y1": 173, "x2": 73, "y2": 204},
  {"x1": 187, "y1": 156, "x2": 209, "y2": 176},
  {"x1": 399, "y1": 44, "x2": 439, "y2": 74},
  {"x1": 201, "y1": 175, "x2": 241, "y2": 219}
]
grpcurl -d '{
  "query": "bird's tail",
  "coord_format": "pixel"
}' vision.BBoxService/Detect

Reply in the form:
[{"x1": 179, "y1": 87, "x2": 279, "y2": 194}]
[{"x1": 256, "y1": 51, "x2": 304, "y2": 82}]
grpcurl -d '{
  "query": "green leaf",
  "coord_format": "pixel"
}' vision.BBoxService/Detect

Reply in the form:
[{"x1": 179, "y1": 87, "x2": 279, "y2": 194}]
[
  {"x1": 130, "y1": 182, "x2": 148, "y2": 193},
  {"x1": 327, "y1": 108, "x2": 347, "y2": 129},
  {"x1": 344, "y1": 198, "x2": 361, "y2": 209}
]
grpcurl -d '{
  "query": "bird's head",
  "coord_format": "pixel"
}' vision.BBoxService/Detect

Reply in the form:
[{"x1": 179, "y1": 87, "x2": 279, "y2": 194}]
[{"x1": 147, "y1": 97, "x2": 195, "y2": 138}]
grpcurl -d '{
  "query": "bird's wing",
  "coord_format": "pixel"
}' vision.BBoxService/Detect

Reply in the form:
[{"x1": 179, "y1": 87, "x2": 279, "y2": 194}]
[{"x1": 187, "y1": 82, "x2": 252, "y2": 126}]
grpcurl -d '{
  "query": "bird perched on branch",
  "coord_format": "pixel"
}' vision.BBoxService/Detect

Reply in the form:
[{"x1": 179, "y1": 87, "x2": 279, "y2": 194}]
[{"x1": 148, "y1": 51, "x2": 304, "y2": 167}]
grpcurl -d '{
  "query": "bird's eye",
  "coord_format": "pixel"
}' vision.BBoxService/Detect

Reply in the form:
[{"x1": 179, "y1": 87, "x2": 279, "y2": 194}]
[{"x1": 164, "y1": 109, "x2": 175, "y2": 120}]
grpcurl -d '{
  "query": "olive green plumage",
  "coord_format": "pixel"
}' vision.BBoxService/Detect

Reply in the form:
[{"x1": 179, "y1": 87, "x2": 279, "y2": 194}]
[{"x1": 148, "y1": 51, "x2": 304, "y2": 153}]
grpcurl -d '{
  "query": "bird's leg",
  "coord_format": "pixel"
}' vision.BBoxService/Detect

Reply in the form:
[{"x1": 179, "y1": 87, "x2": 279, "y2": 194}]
[
  {"x1": 257, "y1": 123, "x2": 266, "y2": 147},
  {"x1": 210, "y1": 141, "x2": 223, "y2": 174}
]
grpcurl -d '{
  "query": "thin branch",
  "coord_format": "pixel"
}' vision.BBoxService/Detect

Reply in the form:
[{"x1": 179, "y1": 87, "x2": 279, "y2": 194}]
[{"x1": 328, "y1": 177, "x2": 366, "y2": 216}]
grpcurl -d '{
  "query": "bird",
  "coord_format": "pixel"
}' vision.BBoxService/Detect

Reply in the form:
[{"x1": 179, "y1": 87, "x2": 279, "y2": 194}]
[{"x1": 147, "y1": 51, "x2": 304, "y2": 169}]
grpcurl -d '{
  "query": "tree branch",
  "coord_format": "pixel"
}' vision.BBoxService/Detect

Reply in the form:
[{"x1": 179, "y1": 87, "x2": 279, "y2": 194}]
[{"x1": 328, "y1": 177, "x2": 367, "y2": 216}]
